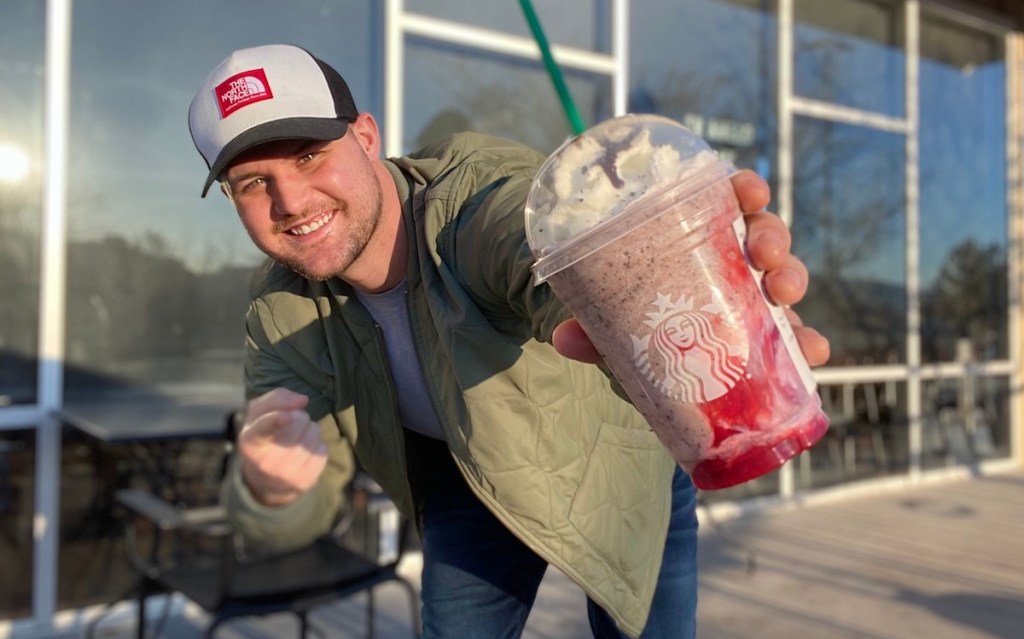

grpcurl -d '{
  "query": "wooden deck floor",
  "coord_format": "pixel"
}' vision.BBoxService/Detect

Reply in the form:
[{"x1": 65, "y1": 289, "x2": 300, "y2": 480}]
[
  {"x1": 82, "y1": 467, "x2": 1024, "y2": 639},
  {"x1": 694, "y1": 468, "x2": 1024, "y2": 639}
]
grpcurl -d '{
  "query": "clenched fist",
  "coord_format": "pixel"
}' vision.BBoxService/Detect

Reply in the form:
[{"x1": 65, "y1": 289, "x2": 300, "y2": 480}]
[{"x1": 238, "y1": 388, "x2": 329, "y2": 507}]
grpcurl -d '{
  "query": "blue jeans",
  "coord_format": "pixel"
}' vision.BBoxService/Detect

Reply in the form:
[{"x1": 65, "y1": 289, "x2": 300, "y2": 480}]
[{"x1": 405, "y1": 431, "x2": 698, "y2": 639}]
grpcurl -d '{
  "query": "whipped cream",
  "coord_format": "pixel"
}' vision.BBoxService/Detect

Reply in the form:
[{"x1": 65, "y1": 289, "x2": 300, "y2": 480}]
[{"x1": 528, "y1": 119, "x2": 720, "y2": 253}]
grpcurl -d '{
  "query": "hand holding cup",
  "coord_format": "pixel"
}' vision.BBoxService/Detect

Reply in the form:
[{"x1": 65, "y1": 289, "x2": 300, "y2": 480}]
[
  {"x1": 528, "y1": 114, "x2": 830, "y2": 489},
  {"x1": 553, "y1": 169, "x2": 829, "y2": 368}
]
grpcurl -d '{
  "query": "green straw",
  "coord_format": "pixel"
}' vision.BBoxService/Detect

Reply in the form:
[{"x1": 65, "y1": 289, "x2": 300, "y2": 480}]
[{"x1": 518, "y1": 0, "x2": 587, "y2": 135}]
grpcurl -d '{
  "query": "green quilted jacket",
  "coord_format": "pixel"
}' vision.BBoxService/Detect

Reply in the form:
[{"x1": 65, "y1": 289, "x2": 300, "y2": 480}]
[{"x1": 221, "y1": 132, "x2": 677, "y2": 637}]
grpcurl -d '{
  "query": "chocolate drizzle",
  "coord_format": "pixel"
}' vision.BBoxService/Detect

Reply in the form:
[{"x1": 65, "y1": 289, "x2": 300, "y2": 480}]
[{"x1": 594, "y1": 123, "x2": 644, "y2": 190}]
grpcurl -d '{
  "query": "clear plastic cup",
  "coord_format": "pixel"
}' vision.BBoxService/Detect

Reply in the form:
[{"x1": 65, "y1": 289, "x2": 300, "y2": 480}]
[{"x1": 526, "y1": 114, "x2": 828, "y2": 490}]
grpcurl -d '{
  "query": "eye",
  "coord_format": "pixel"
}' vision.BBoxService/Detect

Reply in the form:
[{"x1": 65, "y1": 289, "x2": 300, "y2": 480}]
[
  {"x1": 238, "y1": 177, "x2": 266, "y2": 194},
  {"x1": 297, "y1": 152, "x2": 317, "y2": 165}
]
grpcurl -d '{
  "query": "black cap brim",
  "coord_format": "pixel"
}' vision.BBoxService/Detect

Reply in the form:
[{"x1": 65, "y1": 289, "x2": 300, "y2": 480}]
[{"x1": 201, "y1": 117, "x2": 351, "y2": 197}]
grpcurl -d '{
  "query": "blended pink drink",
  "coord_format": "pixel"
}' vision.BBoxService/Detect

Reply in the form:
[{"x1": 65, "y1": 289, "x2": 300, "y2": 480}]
[{"x1": 526, "y1": 114, "x2": 828, "y2": 490}]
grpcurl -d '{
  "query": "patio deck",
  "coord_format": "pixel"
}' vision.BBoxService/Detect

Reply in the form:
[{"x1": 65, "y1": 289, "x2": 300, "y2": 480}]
[{"x1": 83, "y1": 466, "x2": 1024, "y2": 639}]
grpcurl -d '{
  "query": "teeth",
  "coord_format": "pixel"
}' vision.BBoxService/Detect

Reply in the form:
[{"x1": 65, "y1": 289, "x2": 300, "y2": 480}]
[{"x1": 289, "y1": 212, "x2": 333, "y2": 236}]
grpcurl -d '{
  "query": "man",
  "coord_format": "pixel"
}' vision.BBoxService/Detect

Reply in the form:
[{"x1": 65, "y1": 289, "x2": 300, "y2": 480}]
[{"x1": 188, "y1": 44, "x2": 829, "y2": 638}]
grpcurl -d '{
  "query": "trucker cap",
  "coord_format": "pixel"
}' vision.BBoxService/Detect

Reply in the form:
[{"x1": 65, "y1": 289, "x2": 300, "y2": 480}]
[{"x1": 188, "y1": 44, "x2": 358, "y2": 197}]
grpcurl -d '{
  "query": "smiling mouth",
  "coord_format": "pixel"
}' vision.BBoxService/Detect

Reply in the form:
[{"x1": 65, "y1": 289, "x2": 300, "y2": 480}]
[{"x1": 287, "y1": 212, "x2": 335, "y2": 236}]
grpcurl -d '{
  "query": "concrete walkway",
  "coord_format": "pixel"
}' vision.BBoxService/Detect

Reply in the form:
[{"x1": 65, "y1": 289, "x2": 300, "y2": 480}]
[{"x1": 86, "y1": 467, "x2": 1024, "y2": 638}]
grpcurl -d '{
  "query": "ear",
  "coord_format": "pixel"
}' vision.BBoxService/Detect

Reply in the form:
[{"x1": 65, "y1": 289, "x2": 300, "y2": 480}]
[{"x1": 350, "y1": 112, "x2": 382, "y2": 159}]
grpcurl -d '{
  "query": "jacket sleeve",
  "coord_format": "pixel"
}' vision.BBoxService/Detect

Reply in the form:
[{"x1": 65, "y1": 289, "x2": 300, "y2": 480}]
[
  {"x1": 446, "y1": 150, "x2": 569, "y2": 342},
  {"x1": 450, "y1": 150, "x2": 634, "y2": 401},
  {"x1": 220, "y1": 300, "x2": 355, "y2": 555}
]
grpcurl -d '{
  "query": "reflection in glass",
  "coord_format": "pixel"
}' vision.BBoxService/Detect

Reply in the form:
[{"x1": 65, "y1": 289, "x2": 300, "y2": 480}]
[
  {"x1": 62, "y1": 0, "x2": 379, "y2": 612},
  {"x1": 0, "y1": 429, "x2": 35, "y2": 620},
  {"x1": 919, "y1": 13, "x2": 1007, "y2": 364},
  {"x1": 800, "y1": 381, "x2": 908, "y2": 490},
  {"x1": 65, "y1": 0, "x2": 378, "y2": 401},
  {"x1": 405, "y1": 0, "x2": 609, "y2": 52},
  {"x1": 57, "y1": 426, "x2": 225, "y2": 612},
  {"x1": 404, "y1": 40, "x2": 612, "y2": 154},
  {"x1": 791, "y1": 119, "x2": 906, "y2": 365},
  {"x1": 0, "y1": 1, "x2": 45, "y2": 407},
  {"x1": 794, "y1": 0, "x2": 904, "y2": 116},
  {"x1": 922, "y1": 376, "x2": 1011, "y2": 469},
  {"x1": 630, "y1": 0, "x2": 777, "y2": 178}
]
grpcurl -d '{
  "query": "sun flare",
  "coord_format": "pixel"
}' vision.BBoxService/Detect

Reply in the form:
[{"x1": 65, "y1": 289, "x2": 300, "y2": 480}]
[{"x1": 0, "y1": 144, "x2": 30, "y2": 183}]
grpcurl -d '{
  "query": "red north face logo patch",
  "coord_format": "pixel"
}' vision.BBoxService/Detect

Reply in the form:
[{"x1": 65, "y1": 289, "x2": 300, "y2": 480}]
[{"x1": 215, "y1": 68, "x2": 274, "y2": 118}]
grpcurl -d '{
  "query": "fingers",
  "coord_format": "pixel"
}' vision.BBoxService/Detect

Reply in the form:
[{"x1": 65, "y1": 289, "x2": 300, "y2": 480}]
[
  {"x1": 732, "y1": 172, "x2": 830, "y2": 368},
  {"x1": 794, "y1": 325, "x2": 831, "y2": 367},
  {"x1": 733, "y1": 170, "x2": 793, "y2": 275},
  {"x1": 733, "y1": 171, "x2": 811, "y2": 309},
  {"x1": 731, "y1": 169, "x2": 771, "y2": 213},
  {"x1": 761, "y1": 254, "x2": 808, "y2": 306},
  {"x1": 243, "y1": 408, "x2": 324, "y2": 452},
  {"x1": 237, "y1": 392, "x2": 327, "y2": 507},
  {"x1": 552, "y1": 319, "x2": 604, "y2": 365},
  {"x1": 264, "y1": 409, "x2": 313, "y2": 447},
  {"x1": 245, "y1": 387, "x2": 309, "y2": 426},
  {"x1": 744, "y1": 210, "x2": 791, "y2": 271},
  {"x1": 256, "y1": 412, "x2": 327, "y2": 471},
  {"x1": 241, "y1": 389, "x2": 310, "y2": 442},
  {"x1": 784, "y1": 308, "x2": 831, "y2": 367}
]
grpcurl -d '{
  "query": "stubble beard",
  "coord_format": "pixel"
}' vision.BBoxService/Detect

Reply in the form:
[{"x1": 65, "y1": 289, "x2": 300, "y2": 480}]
[{"x1": 271, "y1": 184, "x2": 384, "y2": 282}]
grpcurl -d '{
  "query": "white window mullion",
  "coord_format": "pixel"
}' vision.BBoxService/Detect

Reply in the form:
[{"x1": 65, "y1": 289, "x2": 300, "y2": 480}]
[
  {"x1": 385, "y1": 0, "x2": 404, "y2": 158},
  {"x1": 1006, "y1": 31, "x2": 1023, "y2": 463},
  {"x1": 400, "y1": 12, "x2": 616, "y2": 75},
  {"x1": 612, "y1": 0, "x2": 629, "y2": 116},
  {"x1": 905, "y1": 0, "x2": 922, "y2": 478},
  {"x1": 35, "y1": 0, "x2": 72, "y2": 625},
  {"x1": 777, "y1": 0, "x2": 794, "y2": 230},
  {"x1": 789, "y1": 95, "x2": 909, "y2": 134},
  {"x1": 777, "y1": 0, "x2": 795, "y2": 497}
]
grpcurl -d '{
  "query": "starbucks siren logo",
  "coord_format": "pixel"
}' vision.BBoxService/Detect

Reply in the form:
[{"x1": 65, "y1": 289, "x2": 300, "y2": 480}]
[{"x1": 631, "y1": 290, "x2": 749, "y2": 403}]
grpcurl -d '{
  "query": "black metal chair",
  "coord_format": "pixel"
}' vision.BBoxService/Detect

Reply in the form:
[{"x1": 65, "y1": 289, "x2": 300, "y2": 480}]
[
  {"x1": 112, "y1": 474, "x2": 420, "y2": 639},
  {"x1": 104, "y1": 409, "x2": 421, "y2": 639}
]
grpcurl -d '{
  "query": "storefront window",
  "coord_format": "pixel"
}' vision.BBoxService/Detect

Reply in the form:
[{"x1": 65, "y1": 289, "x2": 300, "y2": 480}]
[
  {"x1": 630, "y1": 0, "x2": 777, "y2": 177},
  {"x1": 65, "y1": 0, "x2": 377, "y2": 400},
  {"x1": 0, "y1": 429, "x2": 35, "y2": 621},
  {"x1": 405, "y1": 0, "x2": 609, "y2": 52},
  {"x1": 791, "y1": 119, "x2": 906, "y2": 366},
  {"x1": 922, "y1": 375, "x2": 1011, "y2": 469},
  {"x1": 0, "y1": 1, "x2": 45, "y2": 408},
  {"x1": 62, "y1": 0, "x2": 378, "y2": 611},
  {"x1": 404, "y1": 40, "x2": 612, "y2": 153},
  {"x1": 0, "y1": 0, "x2": 44, "y2": 622},
  {"x1": 802, "y1": 381, "x2": 908, "y2": 490},
  {"x1": 794, "y1": 0, "x2": 904, "y2": 117},
  {"x1": 918, "y1": 12, "x2": 1007, "y2": 365}
]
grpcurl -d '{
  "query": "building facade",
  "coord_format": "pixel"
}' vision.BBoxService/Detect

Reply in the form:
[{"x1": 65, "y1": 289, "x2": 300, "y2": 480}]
[{"x1": 0, "y1": 0, "x2": 1021, "y2": 634}]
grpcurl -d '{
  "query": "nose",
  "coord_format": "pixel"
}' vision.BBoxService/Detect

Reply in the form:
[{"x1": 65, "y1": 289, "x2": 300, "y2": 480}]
[{"x1": 268, "y1": 174, "x2": 312, "y2": 219}]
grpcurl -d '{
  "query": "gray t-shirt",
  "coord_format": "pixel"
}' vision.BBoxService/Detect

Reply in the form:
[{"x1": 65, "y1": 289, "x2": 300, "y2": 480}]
[{"x1": 354, "y1": 279, "x2": 446, "y2": 440}]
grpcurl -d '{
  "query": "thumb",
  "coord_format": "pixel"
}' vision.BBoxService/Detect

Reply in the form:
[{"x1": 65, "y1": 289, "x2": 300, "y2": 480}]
[
  {"x1": 241, "y1": 407, "x2": 309, "y2": 447},
  {"x1": 553, "y1": 319, "x2": 604, "y2": 365},
  {"x1": 245, "y1": 387, "x2": 309, "y2": 426}
]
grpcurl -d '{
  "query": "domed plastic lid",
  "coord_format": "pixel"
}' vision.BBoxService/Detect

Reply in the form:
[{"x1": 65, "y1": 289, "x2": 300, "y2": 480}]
[{"x1": 525, "y1": 113, "x2": 734, "y2": 283}]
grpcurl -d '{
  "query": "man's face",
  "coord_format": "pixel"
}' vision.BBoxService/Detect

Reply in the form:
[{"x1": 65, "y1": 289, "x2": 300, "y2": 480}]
[{"x1": 223, "y1": 126, "x2": 383, "y2": 281}]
